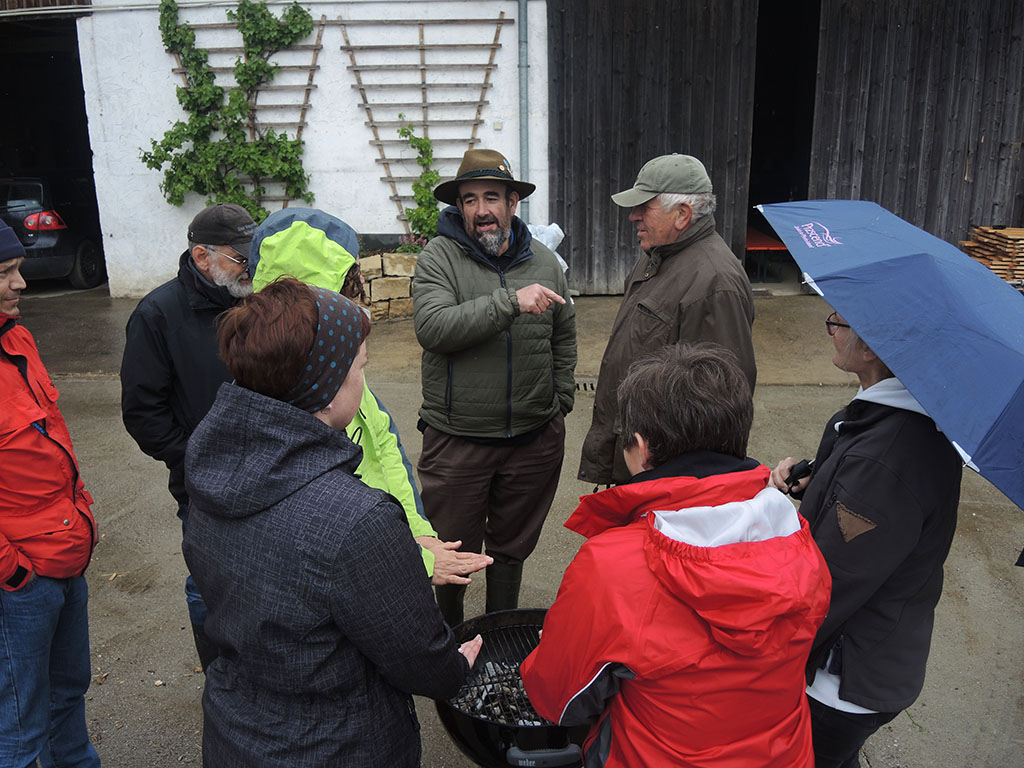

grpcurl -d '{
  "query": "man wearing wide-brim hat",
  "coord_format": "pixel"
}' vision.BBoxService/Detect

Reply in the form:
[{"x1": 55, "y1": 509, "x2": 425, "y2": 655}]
[
  {"x1": 578, "y1": 153, "x2": 757, "y2": 487},
  {"x1": 413, "y1": 148, "x2": 577, "y2": 626}
]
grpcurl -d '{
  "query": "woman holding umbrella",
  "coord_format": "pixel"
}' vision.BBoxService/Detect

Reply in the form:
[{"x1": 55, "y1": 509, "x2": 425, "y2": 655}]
[
  {"x1": 182, "y1": 279, "x2": 481, "y2": 767},
  {"x1": 770, "y1": 310, "x2": 962, "y2": 768}
]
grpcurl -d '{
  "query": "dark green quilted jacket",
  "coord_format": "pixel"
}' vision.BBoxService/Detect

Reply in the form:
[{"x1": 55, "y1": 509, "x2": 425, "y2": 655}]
[{"x1": 413, "y1": 207, "x2": 576, "y2": 438}]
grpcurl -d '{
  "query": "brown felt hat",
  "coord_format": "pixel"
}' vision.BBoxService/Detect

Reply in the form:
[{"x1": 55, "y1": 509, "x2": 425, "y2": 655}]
[{"x1": 433, "y1": 149, "x2": 536, "y2": 205}]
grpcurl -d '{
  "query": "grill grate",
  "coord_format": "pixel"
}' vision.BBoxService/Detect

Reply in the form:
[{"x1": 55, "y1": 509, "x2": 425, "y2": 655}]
[{"x1": 448, "y1": 621, "x2": 549, "y2": 726}]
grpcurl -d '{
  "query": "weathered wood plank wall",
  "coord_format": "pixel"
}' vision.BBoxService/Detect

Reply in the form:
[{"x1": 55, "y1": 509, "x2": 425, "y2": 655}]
[
  {"x1": 810, "y1": 0, "x2": 1024, "y2": 242},
  {"x1": 547, "y1": 0, "x2": 759, "y2": 295}
]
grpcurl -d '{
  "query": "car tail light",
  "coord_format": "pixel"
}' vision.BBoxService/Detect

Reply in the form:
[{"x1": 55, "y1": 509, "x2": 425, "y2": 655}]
[{"x1": 24, "y1": 210, "x2": 67, "y2": 231}]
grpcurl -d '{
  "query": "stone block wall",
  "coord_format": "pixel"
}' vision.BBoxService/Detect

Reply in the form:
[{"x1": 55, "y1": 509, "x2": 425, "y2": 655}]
[{"x1": 364, "y1": 252, "x2": 417, "y2": 321}]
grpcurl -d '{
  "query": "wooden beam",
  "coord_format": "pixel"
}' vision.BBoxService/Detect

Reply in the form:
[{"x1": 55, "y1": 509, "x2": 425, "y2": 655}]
[
  {"x1": 348, "y1": 64, "x2": 496, "y2": 72},
  {"x1": 172, "y1": 65, "x2": 319, "y2": 74},
  {"x1": 357, "y1": 100, "x2": 487, "y2": 109},
  {"x1": 367, "y1": 119, "x2": 482, "y2": 128},
  {"x1": 338, "y1": 19, "x2": 513, "y2": 26},
  {"x1": 341, "y1": 43, "x2": 500, "y2": 51},
  {"x1": 351, "y1": 83, "x2": 492, "y2": 90}
]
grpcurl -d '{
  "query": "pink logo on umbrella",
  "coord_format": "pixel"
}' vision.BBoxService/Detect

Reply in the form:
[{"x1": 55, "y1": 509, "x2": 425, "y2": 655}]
[{"x1": 794, "y1": 222, "x2": 842, "y2": 249}]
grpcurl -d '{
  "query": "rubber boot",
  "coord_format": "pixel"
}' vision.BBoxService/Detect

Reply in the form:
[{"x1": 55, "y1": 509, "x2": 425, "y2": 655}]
[
  {"x1": 485, "y1": 562, "x2": 523, "y2": 614},
  {"x1": 191, "y1": 623, "x2": 219, "y2": 672},
  {"x1": 435, "y1": 584, "x2": 467, "y2": 627}
]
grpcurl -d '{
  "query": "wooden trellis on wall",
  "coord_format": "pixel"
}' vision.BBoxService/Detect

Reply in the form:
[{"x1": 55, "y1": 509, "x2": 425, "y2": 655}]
[
  {"x1": 339, "y1": 14, "x2": 512, "y2": 232},
  {"x1": 169, "y1": 15, "x2": 328, "y2": 209}
]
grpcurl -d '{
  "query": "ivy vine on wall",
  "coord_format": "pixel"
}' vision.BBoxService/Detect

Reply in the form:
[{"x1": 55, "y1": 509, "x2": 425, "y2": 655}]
[
  {"x1": 142, "y1": 0, "x2": 315, "y2": 221},
  {"x1": 397, "y1": 116, "x2": 441, "y2": 245}
]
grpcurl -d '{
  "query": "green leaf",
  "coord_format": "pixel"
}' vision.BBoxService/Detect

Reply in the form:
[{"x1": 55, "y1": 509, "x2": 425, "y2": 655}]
[{"x1": 143, "y1": 0, "x2": 314, "y2": 215}]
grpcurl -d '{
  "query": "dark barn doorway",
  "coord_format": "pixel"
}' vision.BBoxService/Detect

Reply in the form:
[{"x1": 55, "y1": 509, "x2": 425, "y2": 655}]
[
  {"x1": 746, "y1": 0, "x2": 820, "y2": 281},
  {"x1": 0, "y1": 16, "x2": 105, "y2": 288},
  {"x1": 0, "y1": 18, "x2": 93, "y2": 175}
]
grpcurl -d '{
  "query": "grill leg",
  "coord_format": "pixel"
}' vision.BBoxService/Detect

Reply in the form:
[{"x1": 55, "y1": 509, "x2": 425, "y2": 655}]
[
  {"x1": 435, "y1": 583, "x2": 467, "y2": 627},
  {"x1": 485, "y1": 562, "x2": 523, "y2": 613}
]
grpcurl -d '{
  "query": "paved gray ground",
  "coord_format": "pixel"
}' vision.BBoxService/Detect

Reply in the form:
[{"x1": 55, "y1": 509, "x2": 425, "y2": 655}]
[{"x1": 18, "y1": 280, "x2": 1024, "y2": 767}]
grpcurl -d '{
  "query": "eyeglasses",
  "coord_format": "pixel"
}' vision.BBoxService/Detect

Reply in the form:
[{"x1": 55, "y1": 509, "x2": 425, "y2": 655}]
[
  {"x1": 825, "y1": 312, "x2": 851, "y2": 336},
  {"x1": 208, "y1": 246, "x2": 247, "y2": 267}
]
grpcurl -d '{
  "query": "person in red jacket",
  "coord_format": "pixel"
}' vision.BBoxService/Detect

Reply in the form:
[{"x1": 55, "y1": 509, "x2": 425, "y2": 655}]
[
  {"x1": 521, "y1": 342, "x2": 831, "y2": 767},
  {"x1": 0, "y1": 221, "x2": 100, "y2": 767}
]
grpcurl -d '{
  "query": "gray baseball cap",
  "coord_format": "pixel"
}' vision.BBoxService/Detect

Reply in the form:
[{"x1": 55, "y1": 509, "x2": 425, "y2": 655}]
[{"x1": 611, "y1": 154, "x2": 713, "y2": 208}]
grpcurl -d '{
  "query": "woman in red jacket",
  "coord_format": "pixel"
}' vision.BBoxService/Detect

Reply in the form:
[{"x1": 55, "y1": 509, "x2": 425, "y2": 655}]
[{"x1": 521, "y1": 343, "x2": 830, "y2": 767}]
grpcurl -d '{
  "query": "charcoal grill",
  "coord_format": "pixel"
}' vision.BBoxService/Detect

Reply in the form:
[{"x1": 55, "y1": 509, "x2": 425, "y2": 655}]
[{"x1": 435, "y1": 609, "x2": 586, "y2": 768}]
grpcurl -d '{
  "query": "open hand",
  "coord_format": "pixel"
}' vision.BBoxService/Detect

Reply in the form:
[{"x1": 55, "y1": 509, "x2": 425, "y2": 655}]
[
  {"x1": 417, "y1": 537, "x2": 493, "y2": 586},
  {"x1": 458, "y1": 634, "x2": 483, "y2": 668}
]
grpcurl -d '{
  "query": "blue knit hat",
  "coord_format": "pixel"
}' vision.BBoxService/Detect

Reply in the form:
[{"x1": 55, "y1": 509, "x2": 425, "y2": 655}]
[{"x1": 0, "y1": 221, "x2": 26, "y2": 264}]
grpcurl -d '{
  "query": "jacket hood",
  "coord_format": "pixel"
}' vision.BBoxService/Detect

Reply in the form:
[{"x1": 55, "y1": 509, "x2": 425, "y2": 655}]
[
  {"x1": 569, "y1": 456, "x2": 826, "y2": 658},
  {"x1": 565, "y1": 452, "x2": 763, "y2": 538},
  {"x1": 185, "y1": 382, "x2": 362, "y2": 519},
  {"x1": 249, "y1": 208, "x2": 359, "y2": 292},
  {"x1": 436, "y1": 204, "x2": 534, "y2": 270}
]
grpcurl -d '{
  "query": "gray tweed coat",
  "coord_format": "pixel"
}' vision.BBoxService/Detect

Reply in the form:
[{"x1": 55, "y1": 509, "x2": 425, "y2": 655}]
[{"x1": 183, "y1": 383, "x2": 467, "y2": 767}]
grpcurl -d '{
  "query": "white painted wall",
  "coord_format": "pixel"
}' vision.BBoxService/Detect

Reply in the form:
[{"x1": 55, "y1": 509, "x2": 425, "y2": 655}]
[{"x1": 78, "y1": 0, "x2": 549, "y2": 296}]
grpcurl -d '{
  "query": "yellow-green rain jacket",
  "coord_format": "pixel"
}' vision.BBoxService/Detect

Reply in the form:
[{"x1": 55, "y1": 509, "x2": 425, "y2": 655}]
[{"x1": 250, "y1": 208, "x2": 437, "y2": 575}]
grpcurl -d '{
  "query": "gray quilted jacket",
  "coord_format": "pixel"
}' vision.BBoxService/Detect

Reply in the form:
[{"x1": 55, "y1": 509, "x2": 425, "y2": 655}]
[
  {"x1": 183, "y1": 383, "x2": 467, "y2": 767},
  {"x1": 413, "y1": 206, "x2": 576, "y2": 438}
]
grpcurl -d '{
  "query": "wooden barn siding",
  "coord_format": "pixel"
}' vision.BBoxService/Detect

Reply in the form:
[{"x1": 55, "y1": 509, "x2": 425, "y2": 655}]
[
  {"x1": 810, "y1": 0, "x2": 1024, "y2": 242},
  {"x1": 547, "y1": 0, "x2": 759, "y2": 295}
]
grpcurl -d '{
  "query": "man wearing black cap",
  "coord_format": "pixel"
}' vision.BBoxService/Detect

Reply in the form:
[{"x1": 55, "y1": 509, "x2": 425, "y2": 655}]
[
  {"x1": 413, "y1": 149, "x2": 577, "y2": 626},
  {"x1": 579, "y1": 153, "x2": 757, "y2": 487},
  {"x1": 119, "y1": 202, "x2": 255, "y2": 669},
  {"x1": 0, "y1": 222, "x2": 100, "y2": 767}
]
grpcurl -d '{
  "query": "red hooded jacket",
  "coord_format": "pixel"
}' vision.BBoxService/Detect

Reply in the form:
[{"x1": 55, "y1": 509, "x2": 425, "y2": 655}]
[
  {"x1": 0, "y1": 315, "x2": 95, "y2": 589},
  {"x1": 521, "y1": 459, "x2": 830, "y2": 767}
]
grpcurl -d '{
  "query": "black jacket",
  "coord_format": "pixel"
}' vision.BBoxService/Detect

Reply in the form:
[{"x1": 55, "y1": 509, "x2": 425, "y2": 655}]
[
  {"x1": 183, "y1": 383, "x2": 467, "y2": 767},
  {"x1": 120, "y1": 251, "x2": 235, "y2": 503},
  {"x1": 800, "y1": 398, "x2": 961, "y2": 712}
]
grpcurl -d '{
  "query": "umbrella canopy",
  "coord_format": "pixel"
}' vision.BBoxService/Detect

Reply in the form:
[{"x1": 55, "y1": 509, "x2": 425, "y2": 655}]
[{"x1": 757, "y1": 200, "x2": 1024, "y2": 515}]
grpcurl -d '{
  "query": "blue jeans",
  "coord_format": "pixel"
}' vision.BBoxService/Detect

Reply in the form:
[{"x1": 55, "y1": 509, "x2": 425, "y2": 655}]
[
  {"x1": 178, "y1": 499, "x2": 208, "y2": 628},
  {"x1": 0, "y1": 575, "x2": 100, "y2": 768}
]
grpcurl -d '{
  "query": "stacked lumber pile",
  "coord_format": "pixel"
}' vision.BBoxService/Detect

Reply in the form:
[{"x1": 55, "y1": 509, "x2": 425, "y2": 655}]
[{"x1": 960, "y1": 227, "x2": 1024, "y2": 282}]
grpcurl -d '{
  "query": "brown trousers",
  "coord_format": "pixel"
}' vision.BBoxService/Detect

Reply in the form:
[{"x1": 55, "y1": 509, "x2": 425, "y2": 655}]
[{"x1": 418, "y1": 414, "x2": 566, "y2": 565}]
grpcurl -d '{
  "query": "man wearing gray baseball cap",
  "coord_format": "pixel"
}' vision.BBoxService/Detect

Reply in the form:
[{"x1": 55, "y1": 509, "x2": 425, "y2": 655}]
[{"x1": 579, "y1": 153, "x2": 757, "y2": 486}]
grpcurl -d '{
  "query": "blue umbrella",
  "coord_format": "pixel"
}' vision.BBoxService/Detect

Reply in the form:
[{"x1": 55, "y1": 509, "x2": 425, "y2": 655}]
[{"x1": 757, "y1": 200, "x2": 1024, "y2": 518}]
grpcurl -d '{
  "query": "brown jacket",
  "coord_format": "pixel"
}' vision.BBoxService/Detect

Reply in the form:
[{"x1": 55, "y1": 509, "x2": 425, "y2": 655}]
[{"x1": 578, "y1": 216, "x2": 756, "y2": 485}]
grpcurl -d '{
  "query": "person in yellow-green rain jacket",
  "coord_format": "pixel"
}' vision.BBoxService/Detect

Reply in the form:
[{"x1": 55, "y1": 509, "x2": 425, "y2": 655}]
[{"x1": 249, "y1": 208, "x2": 491, "y2": 588}]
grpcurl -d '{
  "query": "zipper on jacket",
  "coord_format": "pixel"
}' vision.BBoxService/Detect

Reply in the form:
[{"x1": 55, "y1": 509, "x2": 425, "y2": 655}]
[
  {"x1": 445, "y1": 360, "x2": 453, "y2": 424},
  {"x1": 4, "y1": 342, "x2": 96, "y2": 558},
  {"x1": 499, "y1": 270, "x2": 513, "y2": 437}
]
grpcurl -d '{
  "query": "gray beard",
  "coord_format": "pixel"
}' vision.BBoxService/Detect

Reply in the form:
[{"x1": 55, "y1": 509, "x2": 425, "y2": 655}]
[
  {"x1": 476, "y1": 228, "x2": 509, "y2": 258},
  {"x1": 207, "y1": 259, "x2": 254, "y2": 299}
]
